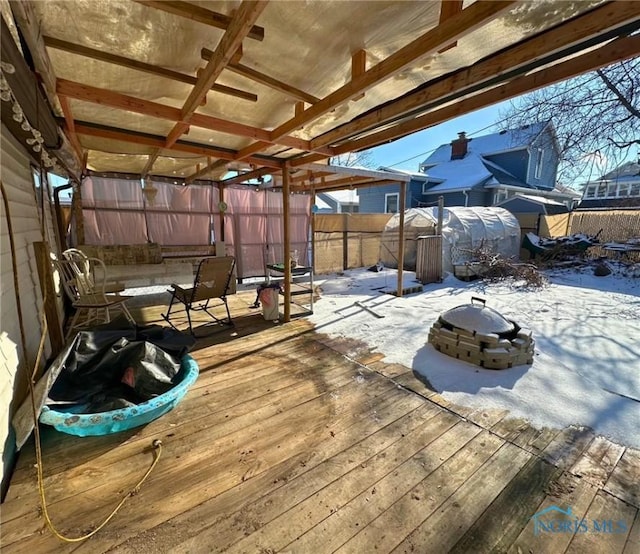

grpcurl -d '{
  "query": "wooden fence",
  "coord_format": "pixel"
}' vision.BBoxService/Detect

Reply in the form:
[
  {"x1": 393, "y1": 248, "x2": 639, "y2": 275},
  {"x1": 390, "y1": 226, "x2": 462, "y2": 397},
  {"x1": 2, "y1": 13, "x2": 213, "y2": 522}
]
[{"x1": 314, "y1": 213, "x2": 391, "y2": 274}]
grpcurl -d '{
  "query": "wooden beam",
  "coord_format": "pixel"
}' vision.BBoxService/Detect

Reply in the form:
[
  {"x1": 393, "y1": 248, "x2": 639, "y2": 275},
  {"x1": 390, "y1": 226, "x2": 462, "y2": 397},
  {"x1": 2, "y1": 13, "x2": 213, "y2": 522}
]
[
  {"x1": 202, "y1": 47, "x2": 320, "y2": 104},
  {"x1": 311, "y1": 0, "x2": 640, "y2": 150},
  {"x1": 220, "y1": 166, "x2": 274, "y2": 186},
  {"x1": 351, "y1": 50, "x2": 367, "y2": 101},
  {"x1": 291, "y1": 175, "x2": 377, "y2": 192},
  {"x1": 58, "y1": 95, "x2": 84, "y2": 162},
  {"x1": 73, "y1": 121, "x2": 284, "y2": 169},
  {"x1": 438, "y1": 0, "x2": 464, "y2": 52},
  {"x1": 334, "y1": 34, "x2": 640, "y2": 154},
  {"x1": 56, "y1": 78, "x2": 330, "y2": 153},
  {"x1": 44, "y1": 36, "x2": 258, "y2": 102},
  {"x1": 185, "y1": 158, "x2": 228, "y2": 184},
  {"x1": 180, "y1": 1, "x2": 268, "y2": 118},
  {"x1": 270, "y1": 1, "x2": 515, "y2": 141},
  {"x1": 141, "y1": 151, "x2": 159, "y2": 177},
  {"x1": 134, "y1": 0, "x2": 265, "y2": 41}
]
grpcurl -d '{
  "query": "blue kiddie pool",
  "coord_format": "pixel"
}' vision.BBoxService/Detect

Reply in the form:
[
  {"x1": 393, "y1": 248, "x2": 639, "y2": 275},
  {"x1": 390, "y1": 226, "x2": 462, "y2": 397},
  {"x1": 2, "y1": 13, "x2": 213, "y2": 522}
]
[{"x1": 39, "y1": 355, "x2": 199, "y2": 437}]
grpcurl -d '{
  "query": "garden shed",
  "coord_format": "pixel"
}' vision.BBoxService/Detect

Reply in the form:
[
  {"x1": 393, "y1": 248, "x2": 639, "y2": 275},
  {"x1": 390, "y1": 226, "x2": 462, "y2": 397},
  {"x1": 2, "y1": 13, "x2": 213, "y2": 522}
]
[{"x1": 380, "y1": 206, "x2": 521, "y2": 274}]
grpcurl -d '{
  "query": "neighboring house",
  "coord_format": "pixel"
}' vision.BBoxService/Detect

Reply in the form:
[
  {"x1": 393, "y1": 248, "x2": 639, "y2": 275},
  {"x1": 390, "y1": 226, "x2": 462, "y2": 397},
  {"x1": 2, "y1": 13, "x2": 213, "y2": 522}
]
[
  {"x1": 315, "y1": 190, "x2": 359, "y2": 213},
  {"x1": 579, "y1": 160, "x2": 640, "y2": 208},
  {"x1": 357, "y1": 168, "x2": 428, "y2": 214},
  {"x1": 358, "y1": 122, "x2": 576, "y2": 213}
]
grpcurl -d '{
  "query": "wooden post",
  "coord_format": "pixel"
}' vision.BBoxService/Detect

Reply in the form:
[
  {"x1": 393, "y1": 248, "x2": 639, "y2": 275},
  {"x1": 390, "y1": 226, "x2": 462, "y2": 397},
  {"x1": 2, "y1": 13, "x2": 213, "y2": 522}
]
[
  {"x1": 342, "y1": 211, "x2": 348, "y2": 271},
  {"x1": 283, "y1": 165, "x2": 291, "y2": 322},
  {"x1": 72, "y1": 181, "x2": 84, "y2": 245},
  {"x1": 311, "y1": 183, "x2": 316, "y2": 272},
  {"x1": 34, "y1": 241, "x2": 64, "y2": 356},
  {"x1": 219, "y1": 183, "x2": 225, "y2": 243},
  {"x1": 437, "y1": 195, "x2": 444, "y2": 235},
  {"x1": 397, "y1": 181, "x2": 406, "y2": 297}
]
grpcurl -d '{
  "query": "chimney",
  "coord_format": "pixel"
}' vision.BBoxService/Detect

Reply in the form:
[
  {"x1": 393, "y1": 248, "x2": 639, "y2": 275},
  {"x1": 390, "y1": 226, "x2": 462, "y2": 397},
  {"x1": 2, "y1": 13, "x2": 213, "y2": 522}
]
[{"x1": 451, "y1": 132, "x2": 469, "y2": 160}]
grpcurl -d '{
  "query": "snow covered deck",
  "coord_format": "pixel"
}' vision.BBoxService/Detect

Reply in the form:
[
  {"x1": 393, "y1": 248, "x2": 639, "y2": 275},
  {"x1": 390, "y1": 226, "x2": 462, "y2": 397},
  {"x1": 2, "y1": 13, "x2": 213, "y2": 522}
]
[{"x1": 1, "y1": 291, "x2": 639, "y2": 552}]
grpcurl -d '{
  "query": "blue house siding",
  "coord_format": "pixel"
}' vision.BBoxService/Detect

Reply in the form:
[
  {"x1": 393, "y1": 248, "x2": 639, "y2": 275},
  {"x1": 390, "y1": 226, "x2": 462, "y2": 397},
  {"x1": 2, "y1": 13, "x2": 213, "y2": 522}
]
[
  {"x1": 484, "y1": 150, "x2": 529, "y2": 183},
  {"x1": 527, "y1": 127, "x2": 558, "y2": 189},
  {"x1": 357, "y1": 183, "x2": 411, "y2": 213}
]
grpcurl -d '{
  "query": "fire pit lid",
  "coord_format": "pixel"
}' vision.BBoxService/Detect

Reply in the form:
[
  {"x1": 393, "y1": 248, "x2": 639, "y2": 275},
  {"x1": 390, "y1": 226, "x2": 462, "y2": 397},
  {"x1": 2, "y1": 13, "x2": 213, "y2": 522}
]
[{"x1": 439, "y1": 297, "x2": 515, "y2": 335}]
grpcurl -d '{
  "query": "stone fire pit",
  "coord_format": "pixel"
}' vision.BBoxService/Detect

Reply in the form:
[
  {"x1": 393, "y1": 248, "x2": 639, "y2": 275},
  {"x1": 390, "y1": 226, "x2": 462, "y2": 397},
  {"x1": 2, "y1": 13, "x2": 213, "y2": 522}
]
[{"x1": 428, "y1": 297, "x2": 534, "y2": 369}]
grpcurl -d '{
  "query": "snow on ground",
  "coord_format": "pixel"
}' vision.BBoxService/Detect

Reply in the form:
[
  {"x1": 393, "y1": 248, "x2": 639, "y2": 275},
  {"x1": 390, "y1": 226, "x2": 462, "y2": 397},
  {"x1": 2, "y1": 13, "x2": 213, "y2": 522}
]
[{"x1": 310, "y1": 266, "x2": 640, "y2": 448}]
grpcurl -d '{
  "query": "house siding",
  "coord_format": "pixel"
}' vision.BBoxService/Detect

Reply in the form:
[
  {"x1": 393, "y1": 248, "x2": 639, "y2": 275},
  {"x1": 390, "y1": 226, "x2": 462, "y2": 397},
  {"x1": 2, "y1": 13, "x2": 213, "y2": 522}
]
[
  {"x1": 1, "y1": 127, "x2": 52, "y2": 497},
  {"x1": 527, "y1": 127, "x2": 558, "y2": 189},
  {"x1": 484, "y1": 150, "x2": 529, "y2": 183},
  {"x1": 357, "y1": 183, "x2": 411, "y2": 213}
]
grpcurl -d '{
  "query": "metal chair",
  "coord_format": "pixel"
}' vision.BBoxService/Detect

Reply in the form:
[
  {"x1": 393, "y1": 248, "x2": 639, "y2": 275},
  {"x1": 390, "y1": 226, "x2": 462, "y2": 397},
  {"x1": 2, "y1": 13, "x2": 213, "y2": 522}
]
[
  {"x1": 162, "y1": 256, "x2": 236, "y2": 335},
  {"x1": 54, "y1": 256, "x2": 135, "y2": 339}
]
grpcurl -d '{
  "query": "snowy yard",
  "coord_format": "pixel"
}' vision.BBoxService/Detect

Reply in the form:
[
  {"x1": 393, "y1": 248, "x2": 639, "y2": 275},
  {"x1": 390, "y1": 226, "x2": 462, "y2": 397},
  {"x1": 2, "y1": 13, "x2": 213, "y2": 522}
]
[{"x1": 310, "y1": 266, "x2": 640, "y2": 448}]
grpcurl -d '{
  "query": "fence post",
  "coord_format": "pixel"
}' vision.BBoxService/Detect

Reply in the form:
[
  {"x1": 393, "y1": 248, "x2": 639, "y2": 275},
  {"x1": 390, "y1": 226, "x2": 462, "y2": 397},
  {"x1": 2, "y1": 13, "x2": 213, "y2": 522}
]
[{"x1": 342, "y1": 211, "x2": 348, "y2": 271}]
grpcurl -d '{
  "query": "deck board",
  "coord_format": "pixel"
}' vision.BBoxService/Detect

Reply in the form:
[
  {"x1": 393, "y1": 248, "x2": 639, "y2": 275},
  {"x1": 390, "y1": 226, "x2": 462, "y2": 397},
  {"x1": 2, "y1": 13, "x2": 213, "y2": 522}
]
[{"x1": 1, "y1": 291, "x2": 638, "y2": 553}]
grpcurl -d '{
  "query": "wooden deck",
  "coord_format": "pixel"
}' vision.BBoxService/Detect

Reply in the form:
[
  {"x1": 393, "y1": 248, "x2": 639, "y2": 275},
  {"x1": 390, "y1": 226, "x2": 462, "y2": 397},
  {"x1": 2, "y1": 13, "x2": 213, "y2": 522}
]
[{"x1": 2, "y1": 291, "x2": 639, "y2": 553}]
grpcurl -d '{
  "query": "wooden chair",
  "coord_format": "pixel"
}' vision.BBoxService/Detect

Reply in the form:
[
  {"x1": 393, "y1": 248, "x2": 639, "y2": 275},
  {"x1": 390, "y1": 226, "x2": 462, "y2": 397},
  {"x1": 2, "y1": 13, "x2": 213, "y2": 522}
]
[
  {"x1": 162, "y1": 256, "x2": 236, "y2": 335},
  {"x1": 54, "y1": 257, "x2": 135, "y2": 339}
]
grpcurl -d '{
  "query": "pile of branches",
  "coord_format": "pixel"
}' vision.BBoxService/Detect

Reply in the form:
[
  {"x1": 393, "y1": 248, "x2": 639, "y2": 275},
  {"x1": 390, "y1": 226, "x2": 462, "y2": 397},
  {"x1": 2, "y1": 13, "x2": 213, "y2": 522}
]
[{"x1": 462, "y1": 246, "x2": 547, "y2": 288}]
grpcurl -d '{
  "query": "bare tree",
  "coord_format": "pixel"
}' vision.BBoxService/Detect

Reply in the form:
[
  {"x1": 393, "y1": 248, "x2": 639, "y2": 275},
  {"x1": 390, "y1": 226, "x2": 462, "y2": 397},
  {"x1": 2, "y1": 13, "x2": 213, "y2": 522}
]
[
  {"x1": 330, "y1": 150, "x2": 375, "y2": 168},
  {"x1": 498, "y1": 58, "x2": 640, "y2": 188}
]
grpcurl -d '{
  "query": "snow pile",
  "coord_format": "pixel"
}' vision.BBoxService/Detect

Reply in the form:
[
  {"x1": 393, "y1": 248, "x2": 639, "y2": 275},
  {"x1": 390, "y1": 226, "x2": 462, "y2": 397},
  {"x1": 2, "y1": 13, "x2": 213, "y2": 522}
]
[{"x1": 311, "y1": 267, "x2": 640, "y2": 447}]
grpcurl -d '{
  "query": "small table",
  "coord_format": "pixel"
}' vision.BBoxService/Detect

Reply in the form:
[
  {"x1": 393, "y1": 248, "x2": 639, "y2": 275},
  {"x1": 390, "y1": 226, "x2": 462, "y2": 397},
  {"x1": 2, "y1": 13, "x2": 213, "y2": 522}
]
[{"x1": 266, "y1": 264, "x2": 314, "y2": 317}]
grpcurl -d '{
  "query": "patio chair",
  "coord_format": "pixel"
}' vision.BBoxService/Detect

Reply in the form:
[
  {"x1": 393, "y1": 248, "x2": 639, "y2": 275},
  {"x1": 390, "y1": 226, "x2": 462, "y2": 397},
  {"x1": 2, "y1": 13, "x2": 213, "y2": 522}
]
[
  {"x1": 162, "y1": 256, "x2": 236, "y2": 335},
  {"x1": 54, "y1": 257, "x2": 135, "y2": 339},
  {"x1": 62, "y1": 248, "x2": 125, "y2": 294}
]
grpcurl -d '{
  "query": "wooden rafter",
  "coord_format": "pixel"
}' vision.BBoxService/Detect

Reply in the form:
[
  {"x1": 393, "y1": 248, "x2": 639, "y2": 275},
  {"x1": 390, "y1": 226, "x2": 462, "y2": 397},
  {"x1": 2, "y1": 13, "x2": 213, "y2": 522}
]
[
  {"x1": 234, "y1": 0, "x2": 515, "y2": 162},
  {"x1": 73, "y1": 121, "x2": 283, "y2": 169},
  {"x1": 44, "y1": 36, "x2": 258, "y2": 103},
  {"x1": 311, "y1": 0, "x2": 640, "y2": 150},
  {"x1": 333, "y1": 35, "x2": 640, "y2": 155},
  {"x1": 185, "y1": 158, "x2": 228, "y2": 184},
  {"x1": 438, "y1": 0, "x2": 463, "y2": 52},
  {"x1": 351, "y1": 50, "x2": 367, "y2": 101},
  {"x1": 134, "y1": 0, "x2": 265, "y2": 41},
  {"x1": 202, "y1": 47, "x2": 320, "y2": 104},
  {"x1": 220, "y1": 166, "x2": 274, "y2": 186},
  {"x1": 141, "y1": 153, "x2": 158, "y2": 178},
  {"x1": 166, "y1": 1, "x2": 268, "y2": 150},
  {"x1": 55, "y1": 79, "x2": 332, "y2": 155},
  {"x1": 57, "y1": 95, "x2": 83, "y2": 161}
]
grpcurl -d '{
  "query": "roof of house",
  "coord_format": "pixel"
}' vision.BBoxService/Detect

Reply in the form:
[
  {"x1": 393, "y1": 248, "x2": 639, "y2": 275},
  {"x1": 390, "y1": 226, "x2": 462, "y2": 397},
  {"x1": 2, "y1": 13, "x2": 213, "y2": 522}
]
[
  {"x1": 503, "y1": 194, "x2": 565, "y2": 206},
  {"x1": 319, "y1": 190, "x2": 359, "y2": 204},
  {"x1": 420, "y1": 153, "x2": 494, "y2": 194},
  {"x1": 600, "y1": 161, "x2": 640, "y2": 181},
  {"x1": 422, "y1": 122, "x2": 549, "y2": 167}
]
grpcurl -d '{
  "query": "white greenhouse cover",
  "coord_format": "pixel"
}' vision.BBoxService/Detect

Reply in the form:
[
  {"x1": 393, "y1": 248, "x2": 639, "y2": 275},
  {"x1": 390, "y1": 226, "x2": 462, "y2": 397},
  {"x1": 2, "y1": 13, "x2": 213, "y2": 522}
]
[{"x1": 380, "y1": 207, "x2": 521, "y2": 273}]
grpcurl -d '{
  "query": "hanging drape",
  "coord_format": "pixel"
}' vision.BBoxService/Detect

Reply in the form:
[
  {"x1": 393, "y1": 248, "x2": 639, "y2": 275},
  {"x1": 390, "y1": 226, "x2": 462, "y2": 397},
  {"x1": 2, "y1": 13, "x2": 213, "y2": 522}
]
[
  {"x1": 81, "y1": 176, "x2": 147, "y2": 245},
  {"x1": 145, "y1": 181, "x2": 219, "y2": 245}
]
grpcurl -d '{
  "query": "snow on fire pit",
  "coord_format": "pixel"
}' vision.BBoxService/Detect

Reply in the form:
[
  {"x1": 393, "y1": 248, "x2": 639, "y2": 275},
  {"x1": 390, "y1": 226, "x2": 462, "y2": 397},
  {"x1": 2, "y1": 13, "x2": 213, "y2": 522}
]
[{"x1": 428, "y1": 297, "x2": 534, "y2": 369}]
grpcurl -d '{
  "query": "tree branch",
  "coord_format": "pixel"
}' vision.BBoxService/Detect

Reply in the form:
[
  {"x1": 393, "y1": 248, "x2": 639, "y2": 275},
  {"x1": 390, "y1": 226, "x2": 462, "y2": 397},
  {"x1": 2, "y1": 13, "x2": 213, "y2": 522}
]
[{"x1": 596, "y1": 69, "x2": 640, "y2": 119}]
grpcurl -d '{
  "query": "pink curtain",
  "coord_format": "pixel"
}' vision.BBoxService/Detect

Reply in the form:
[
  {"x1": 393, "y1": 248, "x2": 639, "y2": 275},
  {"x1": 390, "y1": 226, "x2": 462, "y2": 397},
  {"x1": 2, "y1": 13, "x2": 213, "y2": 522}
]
[
  {"x1": 145, "y1": 181, "x2": 219, "y2": 245},
  {"x1": 224, "y1": 187, "x2": 310, "y2": 278},
  {"x1": 81, "y1": 176, "x2": 147, "y2": 245}
]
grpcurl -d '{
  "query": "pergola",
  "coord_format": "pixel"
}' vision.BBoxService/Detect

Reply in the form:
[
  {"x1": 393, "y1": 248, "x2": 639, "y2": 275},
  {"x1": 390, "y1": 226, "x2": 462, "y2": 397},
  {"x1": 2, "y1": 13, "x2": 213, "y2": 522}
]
[{"x1": 2, "y1": 0, "x2": 639, "y2": 319}]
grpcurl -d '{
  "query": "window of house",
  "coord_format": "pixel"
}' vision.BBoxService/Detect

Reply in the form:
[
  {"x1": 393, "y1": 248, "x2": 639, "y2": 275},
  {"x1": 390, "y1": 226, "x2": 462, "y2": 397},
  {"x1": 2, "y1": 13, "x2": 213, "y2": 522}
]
[
  {"x1": 630, "y1": 183, "x2": 640, "y2": 197},
  {"x1": 494, "y1": 189, "x2": 509, "y2": 204},
  {"x1": 596, "y1": 184, "x2": 607, "y2": 198},
  {"x1": 617, "y1": 183, "x2": 630, "y2": 197},
  {"x1": 584, "y1": 185, "x2": 597, "y2": 199},
  {"x1": 534, "y1": 148, "x2": 544, "y2": 179},
  {"x1": 606, "y1": 183, "x2": 618, "y2": 198},
  {"x1": 422, "y1": 181, "x2": 441, "y2": 194},
  {"x1": 385, "y1": 192, "x2": 399, "y2": 213}
]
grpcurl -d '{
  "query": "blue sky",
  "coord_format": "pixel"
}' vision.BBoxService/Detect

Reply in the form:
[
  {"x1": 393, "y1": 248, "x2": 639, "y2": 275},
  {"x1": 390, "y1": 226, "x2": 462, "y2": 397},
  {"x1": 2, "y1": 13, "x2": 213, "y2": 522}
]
[{"x1": 367, "y1": 103, "x2": 506, "y2": 172}]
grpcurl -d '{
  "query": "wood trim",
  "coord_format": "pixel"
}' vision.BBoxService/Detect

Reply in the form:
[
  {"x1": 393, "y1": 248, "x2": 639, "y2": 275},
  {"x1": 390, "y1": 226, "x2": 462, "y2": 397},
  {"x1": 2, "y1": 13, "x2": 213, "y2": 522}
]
[
  {"x1": 270, "y1": 1, "x2": 515, "y2": 141},
  {"x1": 43, "y1": 36, "x2": 258, "y2": 102},
  {"x1": 74, "y1": 121, "x2": 284, "y2": 169},
  {"x1": 134, "y1": 0, "x2": 265, "y2": 41},
  {"x1": 311, "y1": 0, "x2": 640, "y2": 150},
  {"x1": 334, "y1": 35, "x2": 640, "y2": 154},
  {"x1": 438, "y1": 0, "x2": 463, "y2": 52},
  {"x1": 180, "y1": 1, "x2": 268, "y2": 118},
  {"x1": 204, "y1": 47, "x2": 321, "y2": 104}
]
